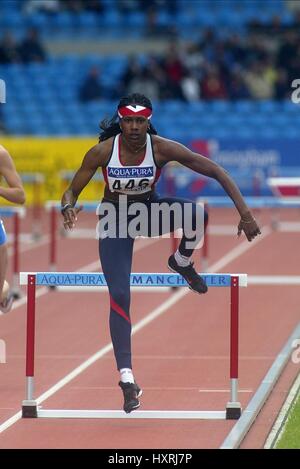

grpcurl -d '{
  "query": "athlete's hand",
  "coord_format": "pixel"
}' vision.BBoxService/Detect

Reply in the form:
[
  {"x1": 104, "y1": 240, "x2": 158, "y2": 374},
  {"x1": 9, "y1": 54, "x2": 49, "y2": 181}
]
[
  {"x1": 237, "y1": 211, "x2": 261, "y2": 242},
  {"x1": 62, "y1": 206, "x2": 83, "y2": 230}
]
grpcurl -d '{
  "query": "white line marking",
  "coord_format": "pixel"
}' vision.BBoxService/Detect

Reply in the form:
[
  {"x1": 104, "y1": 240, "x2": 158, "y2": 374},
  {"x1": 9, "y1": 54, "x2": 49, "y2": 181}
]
[
  {"x1": 0, "y1": 412, "x2": 22, "y2": 433},
  {"x1": 278, "y1": 222, "x2": 300, "y2": 232},
  {"x1": 64, "y1": 228, "x2": 96, "y2": 238},
  {"x1": 7, "y1": 235, "x2": 50, "y2": 257},
  {"x1": 209, "y1": 226, "x2": 271, "y2": 273},
  {"x1": 74, "y1": 237, "x2": 160, "y2": 274},
  {"x1": 9, "y1": 286, "x2": 49, "y2": 312},
  {"x1": 208, "y1": 225, "x2": 236, "y2": 235},
  {"x1": 7, "y1": 233, "x2": 43, "y2": 244},
  {"x1": 0, "y1": 226, "x2": 270, "y2": 434}
]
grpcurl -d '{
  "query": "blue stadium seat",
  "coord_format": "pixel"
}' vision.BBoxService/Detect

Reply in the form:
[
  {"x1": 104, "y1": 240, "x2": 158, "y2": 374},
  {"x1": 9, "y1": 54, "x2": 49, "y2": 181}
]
[
  {"x1": 234, "y1": 125, "x2": 254, "y2": 138},
  {"x1": 233, "y1": 101, "x2": 258, "y2": 113},
  {"x1": 209, "y1": 100, "x2": 231, "y2": 113},
  {"x1": 280, "y1": 100, "x2": 300, "y2": 114},
  {"x1": 257, "y1": 100, "x2": 280, "y2": 113},
  {"x1": 283, "y1": 127, "x2": 299, "y2": 138},
  {"x1": 257, "y1": 127, "x2": 279, "y2": 139}
]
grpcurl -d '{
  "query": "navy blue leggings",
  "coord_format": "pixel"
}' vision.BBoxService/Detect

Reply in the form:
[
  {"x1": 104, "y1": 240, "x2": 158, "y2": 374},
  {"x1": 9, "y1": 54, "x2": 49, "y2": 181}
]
[{"x1": 99, "y1": 194, "x2": 208, "y2": 370}]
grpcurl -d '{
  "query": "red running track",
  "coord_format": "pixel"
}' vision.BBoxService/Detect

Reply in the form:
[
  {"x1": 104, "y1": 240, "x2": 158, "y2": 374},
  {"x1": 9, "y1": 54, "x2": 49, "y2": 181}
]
[{"x1": 0, "y1": 207, "x2": 299, "y2": 448}]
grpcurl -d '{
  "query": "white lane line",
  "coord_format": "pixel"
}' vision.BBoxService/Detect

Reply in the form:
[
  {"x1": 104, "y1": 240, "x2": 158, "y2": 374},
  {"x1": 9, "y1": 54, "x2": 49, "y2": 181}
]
[
  {"x1": 75, "y1": 237, "x2": 160, "y2": 274},
  {"x1": 6, "y1": 286, "x2": 49, "y2": 314},
  {"x1": 7, "y1": 234, "x2": 45, "y2": 244},
  {"x1": 209, "y1": 226, "x2": 271, "y2": 273},
  {"x1": 278, "y1": 222, "x2": 300, "y2": 232},
  {"x1": 0, "y1": 412, "x2": 22, "y2": 434},
  {"x1": 0, "y1": 227, "x2": 270, "y2": 434},
  {"x1": 7, "y1": 235, "x2": 50, "y2": 257},
  {"x1": 208, "y1": 225, "x2": 236, "y2": 235}
]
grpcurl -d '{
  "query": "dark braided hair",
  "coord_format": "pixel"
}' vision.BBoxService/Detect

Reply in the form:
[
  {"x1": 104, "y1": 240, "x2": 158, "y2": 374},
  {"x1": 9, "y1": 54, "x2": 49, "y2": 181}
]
[{"x1": 99, "y1": 93, "x2": 157, "y2": 142}]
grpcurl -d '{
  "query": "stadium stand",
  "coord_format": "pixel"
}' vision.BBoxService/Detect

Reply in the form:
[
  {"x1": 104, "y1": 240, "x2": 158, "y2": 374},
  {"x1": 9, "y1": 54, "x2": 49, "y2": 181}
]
[{"x1": 0, "y1": 0, "x2": 299, "y2": 139}]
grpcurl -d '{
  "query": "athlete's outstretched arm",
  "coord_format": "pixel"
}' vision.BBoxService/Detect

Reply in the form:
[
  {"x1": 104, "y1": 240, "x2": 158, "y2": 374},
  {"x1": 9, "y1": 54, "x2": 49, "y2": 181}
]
[
  {"x1": 61, "y1": 143, "x2": 104, "y2": 230},
  {"x1": 0, "y1": 146, "x2": 25, "y2": 205},
  {"x1": 158, "y1": 138, "x2": 261, "y2": 242}
]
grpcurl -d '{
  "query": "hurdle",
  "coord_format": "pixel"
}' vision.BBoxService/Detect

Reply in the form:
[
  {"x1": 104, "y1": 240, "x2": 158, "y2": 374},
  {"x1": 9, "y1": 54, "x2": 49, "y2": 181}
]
[
  {"x1": 60, "y1": 169, "x2": 103, "y2": 192},
  {"x1": 20, "y1": 271, "x2": 247, "y2": 420},
  {"x1": 21, "y1": 172, "x2": 44, "y2": 240},
  {"x1": 1, "y1": 206, "x2": 25, "y2": 298},
  {"x1": 45, "y1": 201, "x2": 99, "y2": 272},
  {"x1": 197, "y1": 195, "x2": 300, "y2": 209},
  {"x1": 267, "y1": 177, "x2": 300, "y2": 197},
  {"x1": 197, "y1": 196, "x2": 300, "y2": 268}
]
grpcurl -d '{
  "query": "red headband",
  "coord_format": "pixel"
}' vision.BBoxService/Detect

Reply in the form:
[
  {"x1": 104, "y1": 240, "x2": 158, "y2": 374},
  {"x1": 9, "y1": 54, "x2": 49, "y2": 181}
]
[{"x1": 118, "y1": 105, "x2": 152, "y2": 119}]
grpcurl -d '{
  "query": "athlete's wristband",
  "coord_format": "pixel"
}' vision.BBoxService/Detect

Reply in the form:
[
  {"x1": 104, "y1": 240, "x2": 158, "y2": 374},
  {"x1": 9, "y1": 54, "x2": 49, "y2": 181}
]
[{"x1": 61, "y1": 203, "x2": 73, "y2": 215}]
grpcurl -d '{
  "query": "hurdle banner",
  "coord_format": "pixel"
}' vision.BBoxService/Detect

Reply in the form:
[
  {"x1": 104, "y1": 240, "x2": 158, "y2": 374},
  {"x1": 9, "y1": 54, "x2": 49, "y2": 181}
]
[{"x1": 20, "y1": 272, "x2": 247, "y2": 420}]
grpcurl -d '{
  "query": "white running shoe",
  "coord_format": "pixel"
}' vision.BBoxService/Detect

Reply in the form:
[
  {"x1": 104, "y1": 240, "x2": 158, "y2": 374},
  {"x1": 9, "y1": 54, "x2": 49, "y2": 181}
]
[{"x1": 0, "y1": 291, "x2": 14, "y2": 314}]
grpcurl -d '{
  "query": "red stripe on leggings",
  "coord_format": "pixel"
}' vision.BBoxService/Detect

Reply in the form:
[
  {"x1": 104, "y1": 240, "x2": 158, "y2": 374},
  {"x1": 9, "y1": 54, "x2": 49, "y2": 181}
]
[{"x1": 110, "y1": 295, "x2": 131, "y2": 323}]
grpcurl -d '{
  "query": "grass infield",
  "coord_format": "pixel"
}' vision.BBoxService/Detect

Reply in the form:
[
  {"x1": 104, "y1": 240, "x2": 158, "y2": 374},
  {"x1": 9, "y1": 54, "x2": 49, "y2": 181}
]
[{"x1": 275, "y1": 393, "x2": 300, "y2": 449}]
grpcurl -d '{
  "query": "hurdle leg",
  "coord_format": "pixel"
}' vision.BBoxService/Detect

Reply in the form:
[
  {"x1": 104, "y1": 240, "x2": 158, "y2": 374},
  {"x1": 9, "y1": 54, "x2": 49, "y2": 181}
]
[
  {"x1": 271, "y1": 207, "x2": 280, "y2": 230},
  {"x1": 202, "y1": 203, "x2": 209, "y2": 271},
  {"x1": 32, "y1": 181, "x2": 42, "y2": 240},
  {"x1": 22, "y1": 274, "x2": 38, "y2": 418},
  {"x1": 50, "y1": 207, "x2": 57, "y2": 272},
  {"x1": 226, "y1": 275, "x2": 242, "y2": 419},
  {"x1": 48, "y1": 207, "x2": 58, "y2": 290}
]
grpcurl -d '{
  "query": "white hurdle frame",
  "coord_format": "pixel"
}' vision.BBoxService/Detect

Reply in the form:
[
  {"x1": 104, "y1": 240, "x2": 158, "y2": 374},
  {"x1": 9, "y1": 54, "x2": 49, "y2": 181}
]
[{"x1": 20, "y1": 272, "x2": 247, "y2": 420}]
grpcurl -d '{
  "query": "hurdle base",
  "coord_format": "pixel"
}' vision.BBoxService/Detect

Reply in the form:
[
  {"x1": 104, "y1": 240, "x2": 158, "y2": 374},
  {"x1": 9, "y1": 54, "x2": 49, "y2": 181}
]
[
  {"x1": 226, "y1": 402, "x2": 242, "y2": 420},
  {"x1": 22, "y1": 400, "x2": 38, "y2": 418},
  {"x1": 36, "y1": 409, "x2": 227, "y2": 419}
]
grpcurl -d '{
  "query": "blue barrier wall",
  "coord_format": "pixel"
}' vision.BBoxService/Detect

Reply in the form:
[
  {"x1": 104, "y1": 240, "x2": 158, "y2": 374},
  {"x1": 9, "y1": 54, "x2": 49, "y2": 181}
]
[{"x1": 157, "y1": 139, "x2": 300, "y2": 199}]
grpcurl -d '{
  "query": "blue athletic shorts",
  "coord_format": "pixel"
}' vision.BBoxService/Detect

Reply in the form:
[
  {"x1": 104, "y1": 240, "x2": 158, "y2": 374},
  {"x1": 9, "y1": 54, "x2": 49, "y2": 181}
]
[{"x1": 0, "y1": 219, "x2": 7, "y2": 245}]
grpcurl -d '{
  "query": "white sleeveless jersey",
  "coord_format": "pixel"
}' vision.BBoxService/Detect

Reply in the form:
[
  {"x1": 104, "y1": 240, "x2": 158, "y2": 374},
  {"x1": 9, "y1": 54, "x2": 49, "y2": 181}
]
[{"x1": 102, "y1": 133, "x2": 161, "y2": 195}]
